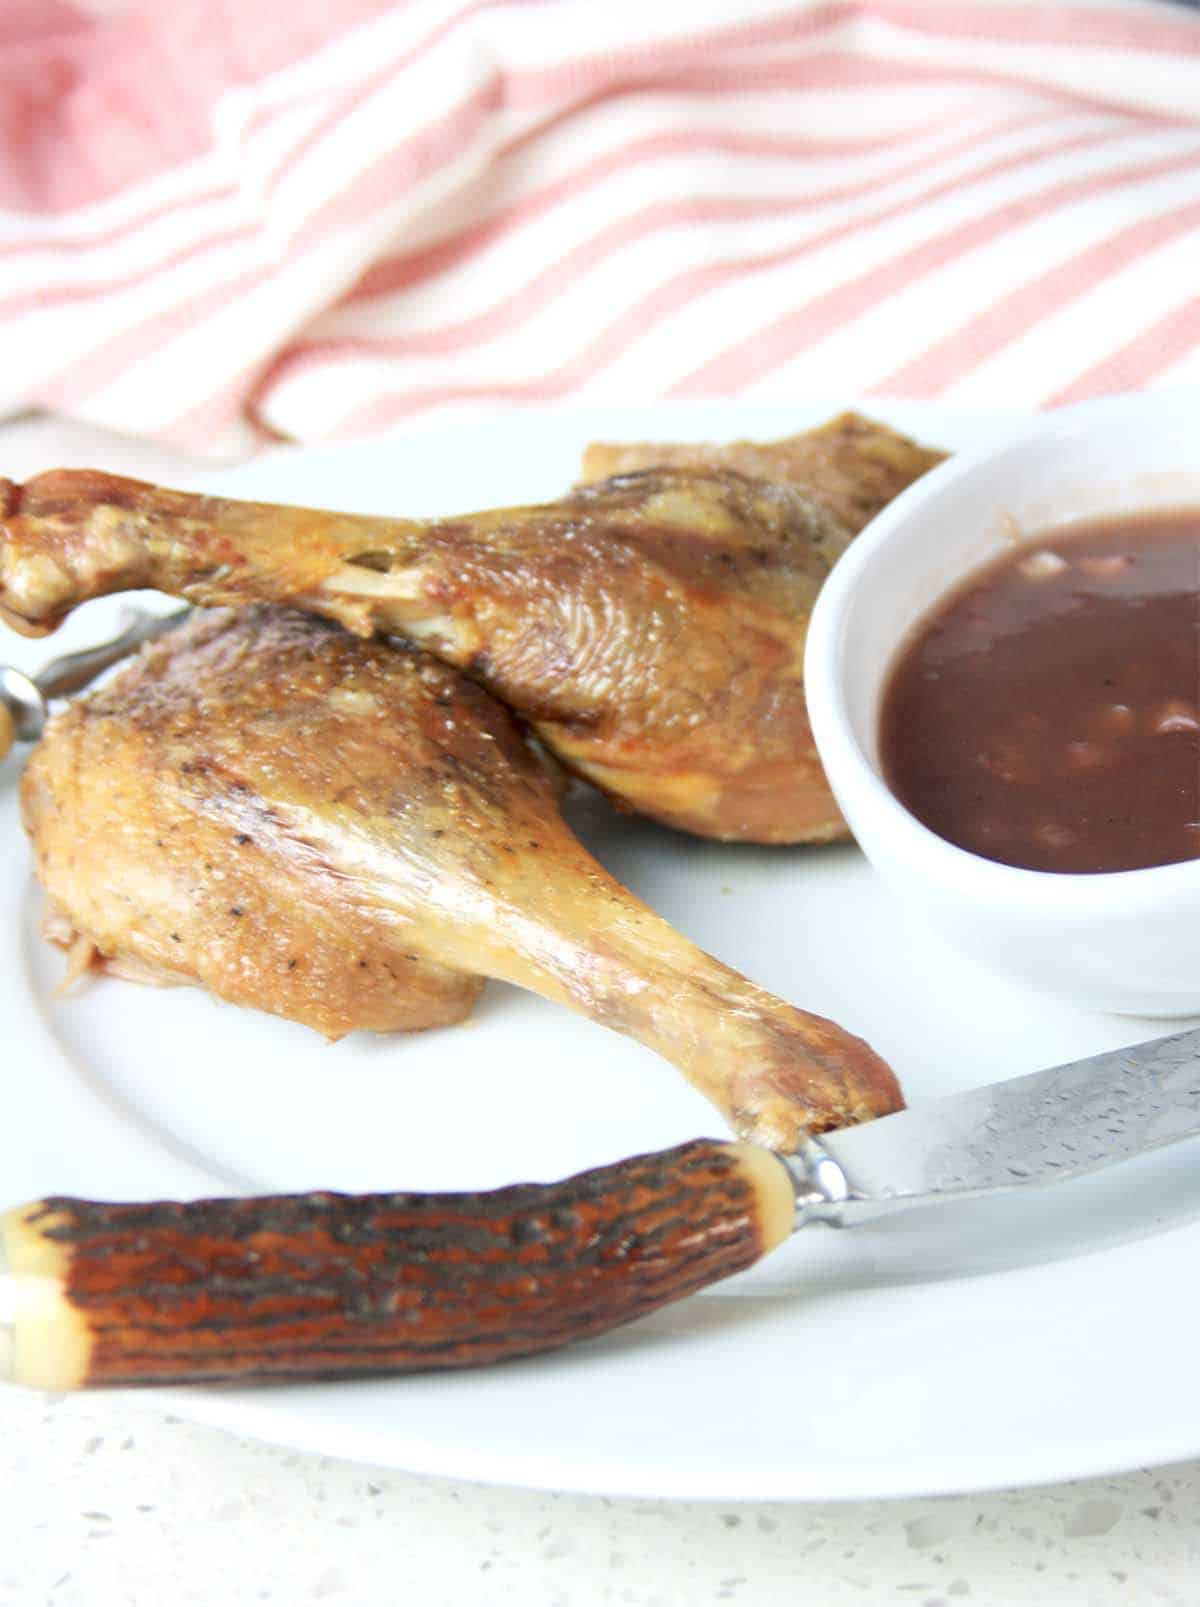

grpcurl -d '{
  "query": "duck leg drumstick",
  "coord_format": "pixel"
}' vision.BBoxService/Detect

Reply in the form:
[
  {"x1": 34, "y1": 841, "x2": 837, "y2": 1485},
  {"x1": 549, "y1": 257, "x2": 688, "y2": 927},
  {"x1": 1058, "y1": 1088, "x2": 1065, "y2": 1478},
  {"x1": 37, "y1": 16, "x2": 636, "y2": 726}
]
[
  {"x1": 3, "y1": 463, "x2": 855, "y2": 843},
  {"x1": 21, "y1": 608, "x2": 900, "y2": 1152}
]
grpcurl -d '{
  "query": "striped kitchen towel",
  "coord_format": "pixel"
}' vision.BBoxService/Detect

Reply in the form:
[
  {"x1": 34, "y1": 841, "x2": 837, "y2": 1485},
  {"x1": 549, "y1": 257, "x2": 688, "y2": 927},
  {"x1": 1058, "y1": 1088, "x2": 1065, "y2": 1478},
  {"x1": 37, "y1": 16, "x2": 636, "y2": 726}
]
[{"x1": 3, "y1": 0, "x2": 1200, "y2": 457}]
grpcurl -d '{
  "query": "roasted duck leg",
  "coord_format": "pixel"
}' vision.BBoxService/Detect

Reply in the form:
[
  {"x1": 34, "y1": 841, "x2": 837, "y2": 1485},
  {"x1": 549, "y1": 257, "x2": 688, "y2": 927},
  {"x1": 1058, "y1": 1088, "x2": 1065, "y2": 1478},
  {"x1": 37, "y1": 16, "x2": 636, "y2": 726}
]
[
  {"x1": 21, "y1": 608, "x2": 901, "y2": 1151},
  {"x1": 580, "y1": 410, "x2": 945, "y2": 535},
  {"x1": 0, "y1": 432, "x2": 930, "y2": 843}
]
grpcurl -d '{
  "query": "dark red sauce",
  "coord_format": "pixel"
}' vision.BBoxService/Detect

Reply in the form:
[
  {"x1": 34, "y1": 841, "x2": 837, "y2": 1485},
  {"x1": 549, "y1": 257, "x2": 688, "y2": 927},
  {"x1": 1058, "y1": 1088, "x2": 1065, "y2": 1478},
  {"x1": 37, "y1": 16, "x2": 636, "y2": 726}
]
[{"x1": 880, "y1": 509, "x2": 1200, "y2": 874}]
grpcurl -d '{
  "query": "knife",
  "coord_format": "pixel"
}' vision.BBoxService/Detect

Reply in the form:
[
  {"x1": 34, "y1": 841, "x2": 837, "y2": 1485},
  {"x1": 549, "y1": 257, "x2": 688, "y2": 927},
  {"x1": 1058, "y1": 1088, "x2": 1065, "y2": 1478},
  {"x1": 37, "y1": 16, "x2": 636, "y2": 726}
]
[{"x1": 4, "y1": 1025, "x2": 1200, "y2": 1391}]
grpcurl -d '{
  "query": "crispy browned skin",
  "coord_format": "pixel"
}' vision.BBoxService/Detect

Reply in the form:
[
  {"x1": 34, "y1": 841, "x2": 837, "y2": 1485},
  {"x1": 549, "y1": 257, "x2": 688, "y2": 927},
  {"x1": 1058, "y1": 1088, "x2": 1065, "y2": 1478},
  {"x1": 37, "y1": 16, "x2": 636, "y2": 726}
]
[
  {"x1": 1, "y1": 465, "x2": 861, "y2": 843},
  {"x1": 21, "y1": 608, "x2": 901, "y2": 1150},
  {"x1": 22, "y1": 609, "x2": 482, "y2": 1039},
  {"x1": 580, "y1": 412, "x2": 946, "y2": 536}
]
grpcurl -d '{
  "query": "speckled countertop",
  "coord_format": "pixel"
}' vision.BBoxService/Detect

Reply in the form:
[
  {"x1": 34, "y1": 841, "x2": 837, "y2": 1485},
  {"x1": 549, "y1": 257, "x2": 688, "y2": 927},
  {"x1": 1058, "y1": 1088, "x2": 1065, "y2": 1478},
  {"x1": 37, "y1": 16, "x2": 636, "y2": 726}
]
[
  {"x1": 3, "y1": 414, "x2": 1198, "y2": 1605},
  {"x1": 2, "y1": 1388, "x2": 1197, "y2": 1606}
]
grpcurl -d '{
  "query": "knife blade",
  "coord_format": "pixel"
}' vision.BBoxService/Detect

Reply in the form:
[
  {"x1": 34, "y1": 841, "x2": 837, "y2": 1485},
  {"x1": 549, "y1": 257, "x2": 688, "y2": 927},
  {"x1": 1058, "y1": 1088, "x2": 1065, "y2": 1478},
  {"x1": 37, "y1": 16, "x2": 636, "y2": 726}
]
[
  {"x1": 805, "y1": 1025, "x2": 1200, "y2": 1223},
  {"x1": 4, "y1": 1025, "x2": 1200, "y2": 1391}
]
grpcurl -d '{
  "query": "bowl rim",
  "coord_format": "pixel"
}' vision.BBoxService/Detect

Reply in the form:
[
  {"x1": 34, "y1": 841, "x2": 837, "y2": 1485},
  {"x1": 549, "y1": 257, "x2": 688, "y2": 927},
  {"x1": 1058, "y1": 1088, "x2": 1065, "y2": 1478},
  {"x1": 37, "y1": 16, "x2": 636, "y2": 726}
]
[{"x1": 803, "y1": 389, "x2": 1200, "y2": 912}]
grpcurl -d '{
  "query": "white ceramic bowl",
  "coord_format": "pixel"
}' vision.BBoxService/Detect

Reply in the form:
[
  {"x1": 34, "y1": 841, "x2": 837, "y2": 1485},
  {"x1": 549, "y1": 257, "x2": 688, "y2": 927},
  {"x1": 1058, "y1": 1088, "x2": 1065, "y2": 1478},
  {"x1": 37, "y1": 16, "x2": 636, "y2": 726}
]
[{"x1": 804, "y1": 391, "x2": 1200, "y2": 1018}]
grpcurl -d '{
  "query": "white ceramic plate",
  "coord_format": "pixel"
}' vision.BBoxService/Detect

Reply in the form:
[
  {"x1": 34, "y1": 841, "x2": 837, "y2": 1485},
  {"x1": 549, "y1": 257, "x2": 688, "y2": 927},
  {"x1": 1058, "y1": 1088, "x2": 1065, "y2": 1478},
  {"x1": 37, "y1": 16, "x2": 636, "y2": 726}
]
[{"x1": 4, "y1": 400, "x2": 1200, "y2": 1501}]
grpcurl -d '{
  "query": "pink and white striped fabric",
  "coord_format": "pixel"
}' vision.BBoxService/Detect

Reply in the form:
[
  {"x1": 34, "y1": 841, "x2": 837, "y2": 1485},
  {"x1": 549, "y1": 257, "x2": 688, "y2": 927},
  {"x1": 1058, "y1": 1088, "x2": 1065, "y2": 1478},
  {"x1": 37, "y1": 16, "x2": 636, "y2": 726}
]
[{"x1": 3, "y1": 0, "x2": 1200, "y2": 457}]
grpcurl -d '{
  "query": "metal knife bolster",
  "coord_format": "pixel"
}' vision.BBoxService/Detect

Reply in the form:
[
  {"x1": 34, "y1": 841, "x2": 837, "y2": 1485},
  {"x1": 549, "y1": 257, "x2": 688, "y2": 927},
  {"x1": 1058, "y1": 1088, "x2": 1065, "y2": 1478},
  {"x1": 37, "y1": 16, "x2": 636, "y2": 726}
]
[
  {"x1": 0, "y1": 665, "x2": 42, "y2": 744},
  {"x1": 782, "y1": 1140, "x2": 860, "y2": 1228}
]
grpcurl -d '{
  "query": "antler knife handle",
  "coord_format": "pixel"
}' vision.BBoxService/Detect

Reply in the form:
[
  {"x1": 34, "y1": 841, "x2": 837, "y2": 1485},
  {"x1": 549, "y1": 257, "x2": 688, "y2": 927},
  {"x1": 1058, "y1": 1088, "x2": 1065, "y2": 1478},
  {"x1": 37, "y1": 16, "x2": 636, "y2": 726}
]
[{"x1": 0, "y1": 1140, "x2": 795, "y2": 1389}]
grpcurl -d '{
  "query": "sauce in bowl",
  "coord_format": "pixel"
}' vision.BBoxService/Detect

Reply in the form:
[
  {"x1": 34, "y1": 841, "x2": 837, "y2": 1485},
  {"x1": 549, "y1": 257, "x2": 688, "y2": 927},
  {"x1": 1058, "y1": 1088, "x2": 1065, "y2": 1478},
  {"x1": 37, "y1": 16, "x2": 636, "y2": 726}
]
[{"x1": 880, "y1": 508, "x2": 1200, "y2": 874}]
